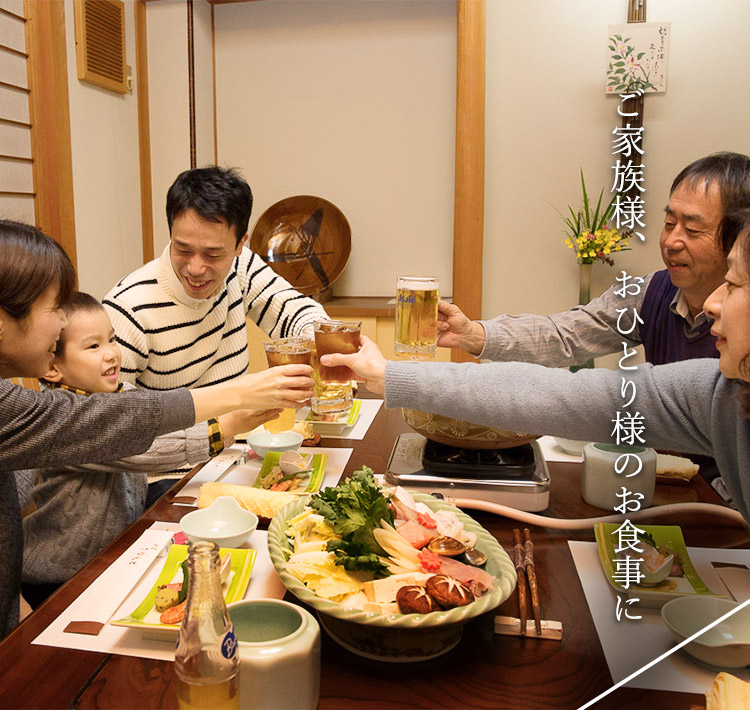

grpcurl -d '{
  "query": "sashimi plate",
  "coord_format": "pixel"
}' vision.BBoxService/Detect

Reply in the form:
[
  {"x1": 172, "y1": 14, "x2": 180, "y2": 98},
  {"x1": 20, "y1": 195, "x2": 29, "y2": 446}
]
[{"x1": 268, "y1": 490, "x2": 515, "y2": 661}]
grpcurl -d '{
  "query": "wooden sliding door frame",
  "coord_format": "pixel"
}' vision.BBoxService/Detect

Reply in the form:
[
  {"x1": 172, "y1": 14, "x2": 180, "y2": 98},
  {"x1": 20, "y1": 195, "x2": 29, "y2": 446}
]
[
  {"x1": 134, "y1": 0, "x2": 153, "y2": 263},
  {"x1": 452, "y1": 0, "x2": 485, "y2": 362},
  {"x1": 24, "y1": 0, "x2": 77, "y2": 266}
]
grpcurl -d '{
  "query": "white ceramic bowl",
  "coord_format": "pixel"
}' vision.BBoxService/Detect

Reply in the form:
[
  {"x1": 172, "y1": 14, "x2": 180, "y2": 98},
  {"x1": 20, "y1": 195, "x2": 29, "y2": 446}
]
[
  {"x1": 180, "y1": 496, "x2": 258, "y2": 548},
  {"x1": 267, "y1": 490, "x2": 516, "y2": 662},
  {"x1": 639, "y1": 554, "x2": 674, "y2": 586},
  {"x1": 553, "y1": 437, "x2": 590, "y2": 456},
  {"x1": 661, "y1": 596, "x2": 750, "y2": 670},
  {"x1": 246, "y1": 429, "x2": 303, "y2": 458}
]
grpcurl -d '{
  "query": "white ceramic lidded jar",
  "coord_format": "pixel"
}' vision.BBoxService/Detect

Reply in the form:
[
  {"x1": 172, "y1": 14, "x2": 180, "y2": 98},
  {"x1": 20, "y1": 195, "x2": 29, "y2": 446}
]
[
  {"x1": 581, "y1": 443, "x2": 657, "y2": 510},
  {"x1": 227, "y1": 599, "x2": 320, "y2": 710}
]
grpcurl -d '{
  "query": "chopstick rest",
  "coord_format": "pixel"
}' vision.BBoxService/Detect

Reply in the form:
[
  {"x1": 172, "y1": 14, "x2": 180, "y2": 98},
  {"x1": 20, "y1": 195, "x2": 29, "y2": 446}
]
[
  {"x1": 494, "y1": 616, "x2": 563, "y2": 640},
  {"x1": 63, "y1": 528, "x2": 173, "y2": 636},
  {"x1": 495, "y1": 528, "x2": 563, "y2": 641}
]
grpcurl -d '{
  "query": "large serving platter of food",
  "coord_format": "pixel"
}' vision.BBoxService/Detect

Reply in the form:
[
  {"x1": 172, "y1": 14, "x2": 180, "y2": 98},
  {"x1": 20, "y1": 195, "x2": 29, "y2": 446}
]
[{"x1": 267, "y1": 468, "x2": 516, "y2": 660}]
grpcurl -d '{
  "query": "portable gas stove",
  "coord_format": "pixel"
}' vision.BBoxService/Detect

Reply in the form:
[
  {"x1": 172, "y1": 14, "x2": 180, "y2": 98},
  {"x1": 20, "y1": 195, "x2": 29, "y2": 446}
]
[{"x1": 385, "y1": 433, "x2": 550, "y2": 511}]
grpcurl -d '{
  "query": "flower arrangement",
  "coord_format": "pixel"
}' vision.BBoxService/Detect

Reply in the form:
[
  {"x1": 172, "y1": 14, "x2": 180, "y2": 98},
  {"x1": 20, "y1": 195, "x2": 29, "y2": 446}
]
[{"x1": 557, "y1": 169, "x2": 630, "y2": 267}]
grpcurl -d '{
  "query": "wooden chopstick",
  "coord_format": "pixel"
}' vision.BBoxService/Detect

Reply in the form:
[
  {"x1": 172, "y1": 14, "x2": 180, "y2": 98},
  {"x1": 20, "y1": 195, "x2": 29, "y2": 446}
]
[
  {"x1": 512, "y1": 529, "x2": 528, "y2": 635},
  {"x1": 523, "y1": 528, "x2": 542, "y2": 635}
]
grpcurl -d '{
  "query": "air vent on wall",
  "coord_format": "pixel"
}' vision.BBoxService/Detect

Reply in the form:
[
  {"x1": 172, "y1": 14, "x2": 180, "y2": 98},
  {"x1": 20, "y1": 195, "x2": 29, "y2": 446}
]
[{"x1": 74, "y1": 0, "x2": 127, "y2": 94}]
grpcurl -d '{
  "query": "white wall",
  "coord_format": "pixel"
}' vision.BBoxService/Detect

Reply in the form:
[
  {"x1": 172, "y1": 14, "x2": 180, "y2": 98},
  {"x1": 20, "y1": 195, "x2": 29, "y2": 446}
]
[
  {"x1": 137, "y1": 0, "x2": 750, "y2": 315},
  {"x1": 213, "y1": 0, "x2": 457, "y2": 298},
  {"x1": 484, "y1": 0, "x2": 750, "y2": 320},
  {"x1": 146, "y1": 0, "x2": 215, "y2": 252},
  {"x1": 64, "y1": 0, "x2": 143, "y2": 299}
]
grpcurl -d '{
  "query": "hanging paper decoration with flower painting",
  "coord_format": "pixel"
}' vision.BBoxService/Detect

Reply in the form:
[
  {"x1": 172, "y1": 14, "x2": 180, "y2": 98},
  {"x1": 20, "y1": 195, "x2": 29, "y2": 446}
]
[{"x1": 606, "y1": 22, "x2": 670, "y2": 95}]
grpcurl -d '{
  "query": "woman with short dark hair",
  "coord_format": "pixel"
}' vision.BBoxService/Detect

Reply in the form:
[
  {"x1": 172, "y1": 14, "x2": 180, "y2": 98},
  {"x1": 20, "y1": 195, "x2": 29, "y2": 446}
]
[{"x1": 0, "y1": 221, "x2": 314, "y2": 636}]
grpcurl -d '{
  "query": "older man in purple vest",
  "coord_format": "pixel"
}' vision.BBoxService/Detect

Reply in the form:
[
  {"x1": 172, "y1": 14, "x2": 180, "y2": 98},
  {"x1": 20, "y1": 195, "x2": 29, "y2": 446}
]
[{"x1": 438, "y1": 152, "x2": 750, "y2": 481}]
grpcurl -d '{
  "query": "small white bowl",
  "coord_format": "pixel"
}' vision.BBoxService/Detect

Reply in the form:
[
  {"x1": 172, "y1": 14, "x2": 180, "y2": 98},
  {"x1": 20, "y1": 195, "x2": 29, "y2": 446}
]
[
  {"x1": 639, "y1": 554, "x2": 674, "y2": 586},
  {"x1": 661, "y1": 596, "x2": 750, "y2": 670},
  {"x1": 180, "y1": 496, "x2": 258, "y2": 548},
  {"x1": 245, "y1": 429, "x2": 304, "y2": 458},
  {"x1": 553, "y1": 437, "x2": 589, "y2": 456}
]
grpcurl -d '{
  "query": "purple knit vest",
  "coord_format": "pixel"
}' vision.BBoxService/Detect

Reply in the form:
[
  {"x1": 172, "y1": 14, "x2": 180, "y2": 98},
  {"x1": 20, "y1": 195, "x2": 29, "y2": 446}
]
[{"x1": 639, "y1": 270, "x2": 718, "y2": 366}]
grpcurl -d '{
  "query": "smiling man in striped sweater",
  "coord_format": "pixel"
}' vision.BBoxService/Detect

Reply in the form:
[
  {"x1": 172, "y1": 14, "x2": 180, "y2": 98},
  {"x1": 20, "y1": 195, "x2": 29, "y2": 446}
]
[
  {"x1": 104, "y1": 166, "x2": 328, "y2": 390},
  {"x1": 103, "y1": 166, "x2": 329, "y2": 500}
]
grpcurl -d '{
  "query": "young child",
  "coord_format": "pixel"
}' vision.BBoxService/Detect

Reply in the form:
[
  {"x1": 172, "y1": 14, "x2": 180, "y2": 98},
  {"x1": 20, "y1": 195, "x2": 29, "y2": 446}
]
[{"x1": 19, "y1": 292, "x2": 274, "y2": 608}]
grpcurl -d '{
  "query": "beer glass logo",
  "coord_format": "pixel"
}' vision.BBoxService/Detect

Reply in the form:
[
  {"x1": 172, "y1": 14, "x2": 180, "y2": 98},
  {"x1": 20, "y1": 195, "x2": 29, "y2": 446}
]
[
  {"x1": 398, "y1": 291, "x2": 416, "y2": 305},
  {"x1": 221, "y1": 627, "x2": 238, "y2": 659}
]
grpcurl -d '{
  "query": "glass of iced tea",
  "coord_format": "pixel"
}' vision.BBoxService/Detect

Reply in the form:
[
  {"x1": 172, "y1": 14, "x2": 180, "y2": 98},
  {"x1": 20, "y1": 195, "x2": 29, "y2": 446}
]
[
  {"x1": 311, "y1": 320, "x2": 361, "y2": 415},
  {"x1": 263, "y1": 337, "x2": 312, "y2": 432},
  {"x1": 394, "y1": 275, "x2": 439, "y2": 360}
]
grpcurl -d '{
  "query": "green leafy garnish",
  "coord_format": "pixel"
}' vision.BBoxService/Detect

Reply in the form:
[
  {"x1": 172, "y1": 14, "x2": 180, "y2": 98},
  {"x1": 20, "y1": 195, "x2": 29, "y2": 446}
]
[
  {"x1": 327, "y1": 539, "x2": 392, "y2": 576},
  {"x1": 310, "y1": 466, "x2": 393, "y2": 577},
  {"x1": 177, "y1": 558, "x2": 189, "y2": 604}
]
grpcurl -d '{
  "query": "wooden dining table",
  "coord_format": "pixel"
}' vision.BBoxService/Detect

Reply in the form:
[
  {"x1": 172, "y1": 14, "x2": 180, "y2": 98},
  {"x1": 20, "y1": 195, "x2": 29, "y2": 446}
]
[{"x1": 0, "y1": 399, "x2": 747, "y2": 710}]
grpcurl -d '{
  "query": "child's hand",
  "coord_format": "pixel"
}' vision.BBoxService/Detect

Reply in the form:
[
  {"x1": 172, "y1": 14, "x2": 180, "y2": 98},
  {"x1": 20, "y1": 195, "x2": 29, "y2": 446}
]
[{"x1": 219, "y1": 409, "x2": 281, "y2": 444}]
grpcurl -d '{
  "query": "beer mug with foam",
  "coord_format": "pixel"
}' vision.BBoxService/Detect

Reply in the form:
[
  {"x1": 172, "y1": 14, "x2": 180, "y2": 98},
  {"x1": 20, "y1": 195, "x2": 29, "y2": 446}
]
[{"x1": 394, "y1": 276, "x2": 439, "y2": 360}]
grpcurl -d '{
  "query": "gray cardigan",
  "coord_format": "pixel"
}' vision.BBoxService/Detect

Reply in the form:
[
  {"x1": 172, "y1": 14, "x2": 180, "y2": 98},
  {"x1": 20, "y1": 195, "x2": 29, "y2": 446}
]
[
  {"x1": 0, "y1": 378, "x2": 194, "y2": 637},
  {"x1": 20, "y1": 384, "x2": 215, "y2": 585},
  {"x1": 385, "y1": 358, "x2": 750, "y2": 524}
]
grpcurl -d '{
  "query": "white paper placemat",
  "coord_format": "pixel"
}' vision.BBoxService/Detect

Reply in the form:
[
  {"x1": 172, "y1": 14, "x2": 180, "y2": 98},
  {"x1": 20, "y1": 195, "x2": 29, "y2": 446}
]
[
  {"x1": 32, "y1": 523, "x2": 285, "y2": 660},
  {"x1": 569, "y1": 540, "x2": 750, "y2": 694},
  {"x1": 177, "y1": 446, "x2": 353, "y2": 502}
]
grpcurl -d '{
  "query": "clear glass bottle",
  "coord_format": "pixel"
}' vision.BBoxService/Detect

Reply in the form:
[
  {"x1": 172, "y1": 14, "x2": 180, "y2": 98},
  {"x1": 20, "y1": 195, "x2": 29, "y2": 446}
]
[{"x1": 174, "y1": 541, "x2": 239, "y2": 710}]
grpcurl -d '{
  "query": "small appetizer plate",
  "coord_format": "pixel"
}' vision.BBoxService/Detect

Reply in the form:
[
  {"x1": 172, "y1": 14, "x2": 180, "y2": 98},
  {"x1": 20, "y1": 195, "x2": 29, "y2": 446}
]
[
  {"x1": 181, "y1": 496, "x2": 259, "y2": 548},
  {"x1": 595, "y1": 523, "x2": 721, "y2": 608},
  {"x1": 305, "y1": 399, "x2": 362, "y2": 434},
  {"x1": 661, "y1": 596, "x2": 750, "y2": 670},
  {"x1": 246, "y1": 430, "x2": 303, "y2": 458},
  {"x1": 111, "y1": 544, "x2": 255, "y2": 638},
  {"x1": 252, "y1": 451, "x2": 328, "y2": 495}
]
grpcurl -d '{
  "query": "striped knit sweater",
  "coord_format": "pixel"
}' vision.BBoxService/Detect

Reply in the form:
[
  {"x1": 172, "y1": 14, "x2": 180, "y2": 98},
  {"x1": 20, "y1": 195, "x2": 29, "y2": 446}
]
[{"x1": 103, "y1": 245, "x2": 328, "y2": 390}]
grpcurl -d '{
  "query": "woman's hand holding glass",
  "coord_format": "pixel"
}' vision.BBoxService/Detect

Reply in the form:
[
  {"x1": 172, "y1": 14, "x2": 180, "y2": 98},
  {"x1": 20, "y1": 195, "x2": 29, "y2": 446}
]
[{"x1": 190, "y1": 364, "x2": 313, "y2": 424}]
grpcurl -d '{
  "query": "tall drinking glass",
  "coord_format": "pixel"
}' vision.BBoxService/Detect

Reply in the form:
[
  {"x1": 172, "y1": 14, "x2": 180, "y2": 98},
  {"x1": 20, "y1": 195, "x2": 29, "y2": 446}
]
[
  {"x1": 394, "y1": 276, "x2": 439, "y2": 360},
  {"x1": 311, "y1": 320, "x2": 361, "y2": 415},
  {"x1": 263, "y1": 337, "x2": 312, "y2": 432}
]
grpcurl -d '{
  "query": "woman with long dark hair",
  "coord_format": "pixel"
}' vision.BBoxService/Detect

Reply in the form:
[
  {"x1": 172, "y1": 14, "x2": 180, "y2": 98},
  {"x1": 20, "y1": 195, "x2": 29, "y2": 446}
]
[{"x1": 0, "y1": 220, "x2": 313, "y2": 636}]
